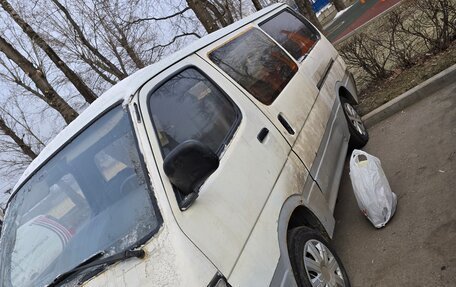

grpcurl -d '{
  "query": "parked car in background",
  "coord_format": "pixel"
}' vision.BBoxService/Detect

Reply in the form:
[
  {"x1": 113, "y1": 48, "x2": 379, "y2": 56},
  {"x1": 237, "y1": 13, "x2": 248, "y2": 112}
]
[{"x1": 0, "y1": 3, "x2": 368, "y2": 287}]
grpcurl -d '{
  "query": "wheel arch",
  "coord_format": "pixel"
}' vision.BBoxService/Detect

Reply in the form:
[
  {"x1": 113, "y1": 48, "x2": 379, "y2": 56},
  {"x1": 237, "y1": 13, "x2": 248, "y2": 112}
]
[
  {"x1": 270, "y1": 193, "x2": 334, "y2": 286},
  {"x1": 287, "y1": 204, "x2": 331, "y2": 242},
  {"x1": 338, "y1": 85, "x2": 357, "y2": 105},
  {"x1": 278, "y1": 195, "x2": 332, "y2": 247},
  {"x1": 336, "y1": 69, "x2": 359, "y2": 105}
]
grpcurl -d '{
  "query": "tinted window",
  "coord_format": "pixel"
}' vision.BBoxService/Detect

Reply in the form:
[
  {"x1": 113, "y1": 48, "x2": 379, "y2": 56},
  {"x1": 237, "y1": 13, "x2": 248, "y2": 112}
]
[
  {"x1": 0, "y1": 107, "x2": 160, "y2": 287},
  {"x1": 149, "y1": 68, "x2": 238, "y2": 157},
  {"x1": 209, "y1": 28, "x2": 298, "y2": 105},
  {"x1": 260, "y1": 10, "x2": 319, "y2": 61}
]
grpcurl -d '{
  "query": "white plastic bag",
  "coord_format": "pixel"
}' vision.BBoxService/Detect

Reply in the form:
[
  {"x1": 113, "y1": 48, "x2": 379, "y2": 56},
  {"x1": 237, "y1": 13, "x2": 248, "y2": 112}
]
[{"x1": 349, "y1": 149, "x2": 397, "y2": 228}]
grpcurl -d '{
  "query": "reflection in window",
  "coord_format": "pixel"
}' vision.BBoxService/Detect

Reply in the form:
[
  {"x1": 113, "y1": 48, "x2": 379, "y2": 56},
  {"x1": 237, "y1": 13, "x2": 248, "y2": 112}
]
[
  {"x1": 260, "y1": 10, "x2": 320, "y2": 61},
  {"x1": 95, "y1": 140, "x2": 129, "y2": 182},
  {"x1": 209, "y1": 28, "x2": 298, "y2": 105},
  {"x1": 149, "y1": 68, "x2": 238, "y2": 157}
]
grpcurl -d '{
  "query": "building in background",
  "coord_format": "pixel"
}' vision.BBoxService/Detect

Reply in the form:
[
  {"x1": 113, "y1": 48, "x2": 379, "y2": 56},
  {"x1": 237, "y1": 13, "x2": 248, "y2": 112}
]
[{"x1": 311, "y1": 0, "x2": 331, "y2": 12}]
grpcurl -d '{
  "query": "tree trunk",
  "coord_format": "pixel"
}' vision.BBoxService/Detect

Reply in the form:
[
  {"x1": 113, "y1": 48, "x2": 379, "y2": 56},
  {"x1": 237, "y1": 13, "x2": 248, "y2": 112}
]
[
  {"x1": 187, "y1": 0, "x2": 220, "y2": 33},
  {"x1": 51, "y1": 0, "x2": 127, "y2": 81},
  {"x1": 206, "y1": 1, "x2": 229, "y2": 27},
  {"x1": 0, "y1": 0, "x2": 98, "y2": 104},
  {"x1": 210, "y1": 0, "x2": 234, "y2": 25},
  {"x1": 294, "y1": 0, "x2": 323, "y2": 31},
  {"x1": 252, "y1": 0, "x2": 262, "y2": 11},
  {"x1": 332, "y1": 0, "x2": 346, "y2": 11},
  {"x1": 0, "y1": 35, "x2": 78, "y2": 124},
  {"x1": 0, "y1": 117, "x2": 37, "y2": 159}
]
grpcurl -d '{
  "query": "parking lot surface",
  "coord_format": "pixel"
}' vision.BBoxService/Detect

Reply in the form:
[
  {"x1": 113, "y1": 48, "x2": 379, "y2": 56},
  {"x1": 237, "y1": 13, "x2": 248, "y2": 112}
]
[
  {"x1": 333, "y1": 81, "x2": 456, "y2": 286},
  {"x1": 325, "y1": 0, "x2": 402, "y2": 43}
]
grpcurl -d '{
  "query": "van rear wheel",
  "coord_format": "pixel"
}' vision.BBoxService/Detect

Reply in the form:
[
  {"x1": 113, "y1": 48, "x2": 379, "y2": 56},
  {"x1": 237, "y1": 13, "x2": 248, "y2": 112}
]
[
  {"x1": 340, "y1": 97, "x2": 368, "y2": 149},
  {"x1": 288, "y1": 227, "x2": 350, "y2": 287}
]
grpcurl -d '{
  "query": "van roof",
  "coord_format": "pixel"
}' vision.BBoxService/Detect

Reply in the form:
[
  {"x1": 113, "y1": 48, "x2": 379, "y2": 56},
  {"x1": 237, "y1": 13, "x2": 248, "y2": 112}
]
[{"x1": 11, "y1": 3, "x2": 286, "y2": 196}]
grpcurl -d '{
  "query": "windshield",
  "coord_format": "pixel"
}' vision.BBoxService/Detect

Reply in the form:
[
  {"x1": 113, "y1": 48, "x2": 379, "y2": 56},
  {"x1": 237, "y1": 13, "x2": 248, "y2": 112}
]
[{"x1": 0, "y1": 106, "x2": 161, "y2": 287}]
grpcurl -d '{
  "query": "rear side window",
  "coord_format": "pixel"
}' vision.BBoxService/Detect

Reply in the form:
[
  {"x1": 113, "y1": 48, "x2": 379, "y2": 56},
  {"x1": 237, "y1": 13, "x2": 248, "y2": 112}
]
[
  {"x1": 260, "y1": 10, "x2": 320, "y2": 61},
  {"x1": 209, "y1": 28, "x2": 298, "y2": 105},
  {"x1": 148, "y1": 68, "x2": 239, "y2": 158}
]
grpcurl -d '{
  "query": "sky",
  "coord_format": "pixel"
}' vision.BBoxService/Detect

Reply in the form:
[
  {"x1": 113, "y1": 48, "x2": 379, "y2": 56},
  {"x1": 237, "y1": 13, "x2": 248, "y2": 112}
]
[{"x1": 0, "y1": 0, "x2": 265, "y2": 209}]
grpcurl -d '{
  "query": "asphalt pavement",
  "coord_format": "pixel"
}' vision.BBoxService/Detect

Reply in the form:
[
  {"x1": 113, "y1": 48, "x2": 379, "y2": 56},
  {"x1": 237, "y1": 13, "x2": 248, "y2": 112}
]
[
  {"x1": 332, "y1": 80, "x2": 456, "y2": 286},
  {"x1": 325, "y1": 0, "x2": 402, "y2": 43}
]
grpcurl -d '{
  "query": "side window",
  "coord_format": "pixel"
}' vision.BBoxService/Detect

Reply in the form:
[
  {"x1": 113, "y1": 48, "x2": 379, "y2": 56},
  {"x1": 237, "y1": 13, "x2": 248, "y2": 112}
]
[
  {"x1": 148, "y1": 68, "x2": 239, "y2": 158},
  {"x1": 209, "y1": 28, "x2": 298, "y2": 105},
  {"x1": 260, "y1": 10, "x2": 320, "y2": 62}
]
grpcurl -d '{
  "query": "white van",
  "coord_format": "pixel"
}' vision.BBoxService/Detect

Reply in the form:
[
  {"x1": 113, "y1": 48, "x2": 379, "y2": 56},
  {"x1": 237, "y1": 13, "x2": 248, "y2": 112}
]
[{"x1": 0, "y1": 4, "x2": 368, "y2": 287}]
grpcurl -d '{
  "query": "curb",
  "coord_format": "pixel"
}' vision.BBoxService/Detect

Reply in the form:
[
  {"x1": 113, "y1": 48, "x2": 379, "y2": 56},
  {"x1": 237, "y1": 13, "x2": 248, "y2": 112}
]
[{"x1": 362, "y1": 64, "x2": 456, "y2": 128}]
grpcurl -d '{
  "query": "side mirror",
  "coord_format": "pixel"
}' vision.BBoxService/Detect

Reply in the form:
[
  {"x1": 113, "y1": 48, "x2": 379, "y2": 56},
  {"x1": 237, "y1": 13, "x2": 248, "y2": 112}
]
[{"x1": 163, "y1": 140, "x2": 219, "y2": 207}]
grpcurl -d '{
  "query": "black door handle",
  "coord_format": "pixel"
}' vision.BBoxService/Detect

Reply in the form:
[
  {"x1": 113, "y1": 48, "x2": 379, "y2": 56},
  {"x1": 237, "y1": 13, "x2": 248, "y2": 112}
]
[
  {"x1": 257, "y1": 128, "x2": 269, "y2": 143},
  {"x1": 278, "y1": 114, "x2": 295, "y2": 135}
]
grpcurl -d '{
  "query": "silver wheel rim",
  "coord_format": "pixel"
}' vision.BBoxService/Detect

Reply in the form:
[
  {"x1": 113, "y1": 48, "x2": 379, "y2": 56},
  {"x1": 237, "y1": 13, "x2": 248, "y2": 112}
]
[
  {"x1": 343, "y1": 103, "x2": 367, "y2": 136},
  {"x1": 303, "y1": 239, "x2": 346, "y2": 287}
]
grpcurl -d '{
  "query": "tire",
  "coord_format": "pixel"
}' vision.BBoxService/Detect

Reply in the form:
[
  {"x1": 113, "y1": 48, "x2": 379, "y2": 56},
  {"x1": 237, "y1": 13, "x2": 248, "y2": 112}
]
[
  {"x1": 288, "y1": 227, "x2": 351, "y2": 287},
  {"x1": 340, "y1": 97, "x2": 369, "y2": 149}
]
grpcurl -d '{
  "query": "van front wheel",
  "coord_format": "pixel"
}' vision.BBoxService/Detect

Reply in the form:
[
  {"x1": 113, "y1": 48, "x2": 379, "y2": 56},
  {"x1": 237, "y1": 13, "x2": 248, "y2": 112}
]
[
  {"x1": 340, "y1": 97, "x2": 369, "y2": 148},
  {"x1": 288, "y1": 227, "x2": 350, "y2": 287}
]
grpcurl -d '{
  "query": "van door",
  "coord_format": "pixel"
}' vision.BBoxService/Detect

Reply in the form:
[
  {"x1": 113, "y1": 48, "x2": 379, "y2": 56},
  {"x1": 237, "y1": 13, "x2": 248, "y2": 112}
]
[
  {"x1": 259, "y1": 9, "x2": 349, "y2": 206},
  {"x1": 201, "y1": 25, "x2": 318, "y2": 148},
  {"x1": 138, "y1": 55, "x2": 290, "y2": 276}
]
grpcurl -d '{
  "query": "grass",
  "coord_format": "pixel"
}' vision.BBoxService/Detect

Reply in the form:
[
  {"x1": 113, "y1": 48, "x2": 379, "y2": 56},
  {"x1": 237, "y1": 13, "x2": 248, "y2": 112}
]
[{"x1": 356, "y1": 41, "x2": 456, "y2": 116}]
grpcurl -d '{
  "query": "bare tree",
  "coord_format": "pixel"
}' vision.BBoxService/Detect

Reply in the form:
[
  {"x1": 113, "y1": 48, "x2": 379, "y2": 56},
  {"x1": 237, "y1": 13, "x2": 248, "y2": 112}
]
[
  {"x1": 381, "y1": 10, "x2": 419, "y2": 69},
  {"x1": 396, "y1": 0, "x2": 456, "y2": 53},
  {"x1": 0, "y1": 0, "x2": 98, "y2": 104},
  {"x1": 46, "y1": 0, "x2": 195, "y2": 82},
  {"x1": 0, "y1": 116, "x2": 37, "y2": 160},
  {"x1": 186, "y1": 0, "x2": 241, "y2": 33},
  {"x1": 339, "y1": 32, "x2": 392, "y2": 81},
  {"x1": 0, "y1": 35, "x2": 78, "y2": 124},
  {"x1": 251, "y1": 0, "x2": 263, "y2": 11},
  {"x1": 122, "y1": 4, "x2": 205, "y2": 55},
  {"x1": 0, "y1": 95, "x2": 50, "y2": 179},
  {"x1": 50, "y1": 0, "x2": 128, "y2": 81},
  {"x1": 187, "y1": 0, "x2": 221, "y2": 33},
  {"x1": 0, "y1": 0, "x2": 210, "y2": 203},
  {"x1": 93, "y1": 0, "x2": 147, "y2": 70},
  {"x1": 0, "y1": 132, "x2": 34, "y2": 176},
  {"x1": 1, "y1": 99, "x2": 47, "y2": 151}
]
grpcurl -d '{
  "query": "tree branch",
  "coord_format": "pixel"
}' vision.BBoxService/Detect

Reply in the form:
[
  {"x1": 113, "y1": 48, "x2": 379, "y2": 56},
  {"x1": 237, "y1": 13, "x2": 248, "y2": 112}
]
[
  {"x1": 0, "y1": 0, "x2": 98, "y2": 103},
  {"x1": 51, "y1": 0, "x2": 127, "y2": 80},
  {"x1": 127, "y1": 7, "x2": 191, "y2": 26},
  {"x1": 145, "y1": 32, "x2": 201, "y2": 52}
]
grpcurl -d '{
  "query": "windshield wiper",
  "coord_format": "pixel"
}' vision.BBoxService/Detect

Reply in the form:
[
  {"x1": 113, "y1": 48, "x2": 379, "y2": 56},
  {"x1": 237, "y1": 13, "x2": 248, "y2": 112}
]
[{"x1": 46, "y1": 248, "x2": 145, "y2": 287}]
